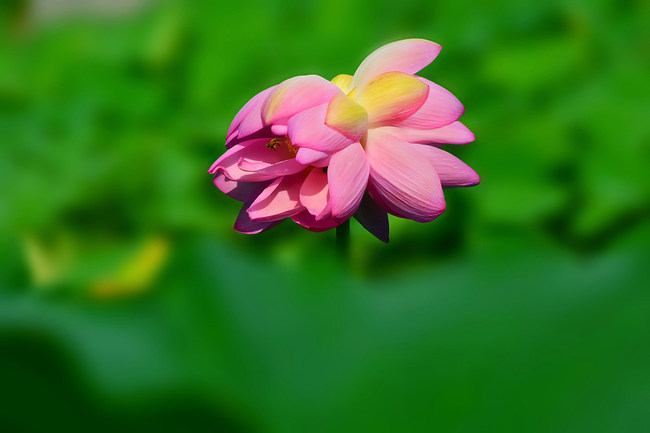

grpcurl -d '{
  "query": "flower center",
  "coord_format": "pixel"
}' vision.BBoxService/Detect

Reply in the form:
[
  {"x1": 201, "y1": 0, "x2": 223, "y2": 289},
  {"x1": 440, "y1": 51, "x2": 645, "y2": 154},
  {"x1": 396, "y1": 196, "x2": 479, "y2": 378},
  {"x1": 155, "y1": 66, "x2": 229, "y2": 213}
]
[{"x1": 267, "y1": 135, "x2": 299, "y2": 158}]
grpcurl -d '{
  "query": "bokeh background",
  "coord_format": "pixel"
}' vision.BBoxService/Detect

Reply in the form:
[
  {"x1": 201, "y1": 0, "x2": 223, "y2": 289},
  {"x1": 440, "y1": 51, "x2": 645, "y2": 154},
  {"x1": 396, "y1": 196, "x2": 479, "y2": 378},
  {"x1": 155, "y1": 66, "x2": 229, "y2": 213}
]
[{"x1": 1, "y1": 0, "x2": 649, "y2": 431}]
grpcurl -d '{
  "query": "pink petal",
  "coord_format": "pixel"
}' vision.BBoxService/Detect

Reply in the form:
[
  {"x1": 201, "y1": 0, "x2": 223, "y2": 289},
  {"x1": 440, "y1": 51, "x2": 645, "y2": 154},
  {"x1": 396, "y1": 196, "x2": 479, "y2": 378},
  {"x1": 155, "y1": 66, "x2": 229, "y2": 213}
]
[
  {"x1": 315, "y1": 202, "x2": 332, "y2": 221},
  {"x1": 234, "y1": 204, "x2": 279, "y2": 234},
  {"x1": 227, "y1": 85, "x2": 276, "y2": 141},
  {"x1": 327, "y1": 142, "x2": 369, "y2": 220},
  {"x1": 365, "y1": 129, "x2": 445, "y2": 222},
  {"x1": 295, "y1": 147, "x2": 329, "y2": 165},
  {"x1": 377, "y1": 121, "x2": 475, "y2": 145},
  {"x1": 237, "y1": 109, "x2": 265, "y2": 140},
  {"x1": 310, "y1": 155, "x2": 332, "y2": 168},
  {"x1": 395, "y1": 77, "x2": 465, "y2": 130},
  {"x1": 415, "y1": 145, "x2": 480, "y2": 188},
  {"x1": 234, "y1": 87, "x2": 281, "y2": 142},
  {"x1": 235, "y1": 140, "x2": 289, "y2": 165},
  {"x1": 299, "y1": 168, "x2": 329, "y2": 217},
  {"x1": 354, "y1": 194, "x2": 389, "y2": 243},
  {"x1": 262, "y1": 75, "x2": 341, "y2": 125},
  {"x1": 287, "y1": 103, "x2": 354, "y2": 153},
  {"x1": 291, "y1": 210, "x2": 339, "y2": 232},
  {"x1": 226, "y1": 130, "x2": 238, "y2": 145},
  {"x1": 214, "y1": 137, "x2": 306, "y2": 182},
  {"x1": 350, "y1": 39, "x2": 442, "y2": 92},
  {"x1": 226, "y1": 126, "x2": 276, "y2": 149},
  {"x1": 213, "y1": 172, "x2": 269, "y2": 202},
  {"x1": 247, "y1": 174, "x2": 305, "y2": 222},
  {"x1": 355, "y1": 72, "x2": 429, "y2": 127},
  {"x1": 237, "y1": 158, "x2": 276, "y2": 172},
  {"x1": 209, "y1": 138, "x2": 270, "y2": 175},
  {"x1": 271, "y1": 124, "x2": 288, "y2": 135},
  {"x1": 236, "y1": 157, "x2": 305, "y2": 181}
]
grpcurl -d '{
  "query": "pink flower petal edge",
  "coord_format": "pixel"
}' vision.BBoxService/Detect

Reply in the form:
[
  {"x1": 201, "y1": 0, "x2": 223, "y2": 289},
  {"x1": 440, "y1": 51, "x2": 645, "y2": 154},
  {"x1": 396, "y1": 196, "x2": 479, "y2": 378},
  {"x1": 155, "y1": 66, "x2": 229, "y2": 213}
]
[{"x1": 350, "y1": 39, "x2": 442, "y2": 93}]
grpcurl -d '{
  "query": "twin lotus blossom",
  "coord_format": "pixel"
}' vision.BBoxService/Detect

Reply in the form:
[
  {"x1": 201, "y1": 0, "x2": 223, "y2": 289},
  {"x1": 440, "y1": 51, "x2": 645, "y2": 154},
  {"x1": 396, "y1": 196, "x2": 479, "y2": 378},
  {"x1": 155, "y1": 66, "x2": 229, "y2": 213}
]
[{"x1": 209, "y1": 39, "x2": 479, "y2": 242}]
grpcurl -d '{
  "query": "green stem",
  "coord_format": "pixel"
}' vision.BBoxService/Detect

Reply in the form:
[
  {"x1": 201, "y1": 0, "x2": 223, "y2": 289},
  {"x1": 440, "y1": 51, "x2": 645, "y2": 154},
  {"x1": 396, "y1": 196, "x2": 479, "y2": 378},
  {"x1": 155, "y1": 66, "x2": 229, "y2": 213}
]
[{"x1": 336, "y1": 220, "x2": 350, "y2": 255}]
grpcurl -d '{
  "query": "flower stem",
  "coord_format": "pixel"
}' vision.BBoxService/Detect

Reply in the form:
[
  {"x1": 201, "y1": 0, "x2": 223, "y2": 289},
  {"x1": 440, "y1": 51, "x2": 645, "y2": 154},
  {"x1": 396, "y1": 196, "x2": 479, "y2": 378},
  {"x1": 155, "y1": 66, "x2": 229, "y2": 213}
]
[{"x1": 336, "y1": 220, "x2": 350, "y2": 255}]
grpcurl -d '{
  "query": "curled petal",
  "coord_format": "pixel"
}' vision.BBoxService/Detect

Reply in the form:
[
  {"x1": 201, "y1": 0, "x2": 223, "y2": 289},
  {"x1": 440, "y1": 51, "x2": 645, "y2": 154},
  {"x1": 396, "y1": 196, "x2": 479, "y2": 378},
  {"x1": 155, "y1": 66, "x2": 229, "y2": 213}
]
[
  {"x1": 376, "y1": 121, "x2": 475, "y2": 145},
  {"x1": 213, "y1": 172, "x2": 241, "y2": 198},
  {"x1": 287, "y1": 103, "x2": 354, "y2": 152},
  {"x1": 328, "y1": 142, "x2": 369, "y2": 220},
  {"x1": 263, "y1": 75, "x2": 341, "y2": 125},
  {"x1": 354, "y1": 193, "x2": 389, "y2": 243},
  {"x1": 299, "y1": 168, "x2": 329, "y2": 218},
  {"x1": 208, "y1": 138, "x2": 270, "y2": 175},
  {"x1": 365, "y1": 129, "x2": 445, "y2": 222},
  {"x1": 236, "y1": 157, "x2": 305, "y2": 181},
  {"x1": 415, "y1": 145, "x2": 480, "y2": 188},
  {"x1": 213, "y1": 139, "x2": 302, "y2": 182},
  {"x1": 350, "y1": 39, "x2": 441, "y2": 92},
  {"x1": 396, "y1": 77, "x2": 465, "y2": 130},
  {"x1": 227, "y1": 85, "x2": 277, "y2": 144},
  {"x1": 247, "y1": 174, "x2": 305, "y2": 222},
  {"x1": 355, "y1": 72, "x2": 429, "y2": 127},
  {"x1": 325, "y1": 93, "x2": 368, "y2": 140}
]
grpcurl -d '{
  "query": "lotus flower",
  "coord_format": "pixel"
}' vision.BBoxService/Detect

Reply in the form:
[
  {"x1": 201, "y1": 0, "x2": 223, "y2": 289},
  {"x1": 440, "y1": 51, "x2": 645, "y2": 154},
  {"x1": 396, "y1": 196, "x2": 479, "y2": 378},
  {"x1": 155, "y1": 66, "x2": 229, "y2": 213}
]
[{"x1": 209, "y1": 39, "x2": 479, "y2": 242}]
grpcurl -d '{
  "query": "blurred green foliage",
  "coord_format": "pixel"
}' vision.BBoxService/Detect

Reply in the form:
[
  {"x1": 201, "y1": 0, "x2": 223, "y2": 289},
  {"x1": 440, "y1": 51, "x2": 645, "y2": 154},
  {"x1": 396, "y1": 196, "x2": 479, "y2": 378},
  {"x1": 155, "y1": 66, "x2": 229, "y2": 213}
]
[{"x1": 1, "y1": 0, "x2": 649, "y2": 432}]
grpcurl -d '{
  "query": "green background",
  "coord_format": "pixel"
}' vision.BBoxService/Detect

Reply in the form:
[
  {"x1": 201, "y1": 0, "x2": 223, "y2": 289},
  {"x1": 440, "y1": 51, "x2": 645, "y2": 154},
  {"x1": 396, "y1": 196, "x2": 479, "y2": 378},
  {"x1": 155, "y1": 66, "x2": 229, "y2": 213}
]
[{"x1": 1, "y1": 0, "x2": 649, "y2": 431}]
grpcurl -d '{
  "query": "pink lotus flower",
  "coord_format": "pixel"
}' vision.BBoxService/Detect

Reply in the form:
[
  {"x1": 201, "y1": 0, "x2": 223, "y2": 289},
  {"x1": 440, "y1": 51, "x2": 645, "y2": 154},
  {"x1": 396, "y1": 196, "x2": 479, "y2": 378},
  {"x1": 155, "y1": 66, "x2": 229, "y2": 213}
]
[{"x1": 209, "y1": 39, "x2": 479, "y2": 241}]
